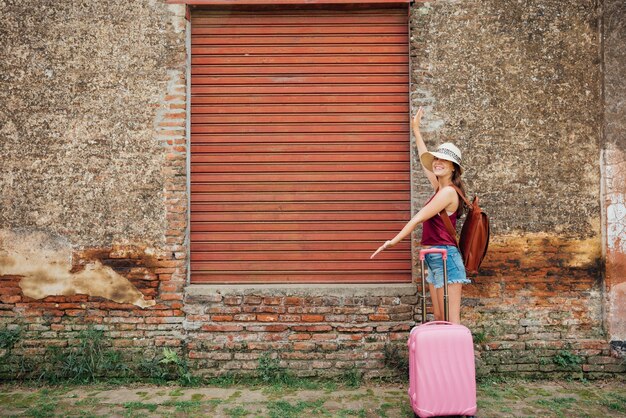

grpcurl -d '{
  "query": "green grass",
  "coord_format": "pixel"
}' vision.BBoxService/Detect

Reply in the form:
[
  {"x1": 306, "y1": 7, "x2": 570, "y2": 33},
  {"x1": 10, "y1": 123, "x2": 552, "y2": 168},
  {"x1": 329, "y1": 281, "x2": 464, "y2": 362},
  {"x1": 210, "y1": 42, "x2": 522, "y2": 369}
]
[
  {"x1": 0, "y1": 378, "x2": 624, "y2": 418},
  {"x1": 266, "y1": 399, "x2": 327, "y2": 418},
  {"x1": 168, "y1": 387, "x2": 184, "y2": 397},
  {"x1": 74, "y1": 396, "x2": 100, "y2": 407},
  {"x1": 162, "y1": 399, "x2": 203, "y2": 413},
  {"x1": 342, "y1": 366, "x2": 362, "y2": 389},
  {"x1": 24, "y1": 396, "x2": 57, "y2": 418},
  {"x1": 336, "y1": 408, "x2": 367, "y2": 417},
  {"x1": 600, "y1": 392, "x2": 626, "y2": 413},
  {"x1": 535, "y1": 396, "x2": 577, "y2": 417},
  {"x1": 191, "y1": 393, "x2": 204, "y2": 401},
  {"x1": 122, "y1": 401, "x2": 158, "y2": 412},
  {"x1": 375, "y1": 402, "x2": 393, "y2": 418},
  {"x1": 223, "y1": 405, "x2": 250, "y2": 417}
]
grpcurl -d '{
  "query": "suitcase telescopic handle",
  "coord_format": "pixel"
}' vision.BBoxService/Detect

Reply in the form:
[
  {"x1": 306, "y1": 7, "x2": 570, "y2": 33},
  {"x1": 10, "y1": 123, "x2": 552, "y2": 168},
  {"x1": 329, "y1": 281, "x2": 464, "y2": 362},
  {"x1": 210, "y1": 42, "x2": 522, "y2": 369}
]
[
  {"x1": 419, "y1": 248, "x2": 448, "y2": 260},
  {"x1": 423, "y1": 321, "x2": 453, "y2": 326},
  {"x1": 418, "y1": 248, "x2": 449, "y2": 323}
]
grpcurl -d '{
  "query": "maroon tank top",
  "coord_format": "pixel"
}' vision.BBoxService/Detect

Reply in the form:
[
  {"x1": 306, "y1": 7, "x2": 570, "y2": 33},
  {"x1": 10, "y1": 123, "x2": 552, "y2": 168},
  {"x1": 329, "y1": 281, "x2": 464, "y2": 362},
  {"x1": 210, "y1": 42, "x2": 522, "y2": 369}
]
[{"x1": 420, "y1": 194, "x2": 458, "y2": 246}]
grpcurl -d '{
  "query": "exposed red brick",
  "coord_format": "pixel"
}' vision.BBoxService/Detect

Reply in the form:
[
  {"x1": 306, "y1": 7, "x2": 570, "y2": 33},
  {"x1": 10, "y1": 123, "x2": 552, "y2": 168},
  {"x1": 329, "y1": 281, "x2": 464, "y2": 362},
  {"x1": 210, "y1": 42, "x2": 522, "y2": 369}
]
[
  {"x1": 263, "y1": 296, "x2": 282, "y2": 305},
  {"x1": 369, "y1": 314, "x2": 391, "y2": 321},
  {"x1": 288, "y1": 333, "x2": 312, "y2": 340},
  {"x1": 257, "y1": 314, "x2": 279, "y2": 322},
  {"x1": 211, "y1": 315, "x2": 234, "y2": 322},
  {"x1": 285, "y1": 297, "x2": 304, "y2": 305},
  {"x1": 292, "y1": 342, "x2": 316, "y2": 351},
  {"x1": 301, "y1": 314, "x2": 324, "y2": 322}
]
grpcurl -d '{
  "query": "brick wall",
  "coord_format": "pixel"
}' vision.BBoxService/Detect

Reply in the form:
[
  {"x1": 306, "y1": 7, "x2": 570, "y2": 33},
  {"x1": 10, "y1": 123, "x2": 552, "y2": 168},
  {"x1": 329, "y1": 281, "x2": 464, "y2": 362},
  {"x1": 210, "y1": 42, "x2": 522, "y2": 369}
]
[{"x1": 184, "y1": 287, "x2": 415, "y2": 378}]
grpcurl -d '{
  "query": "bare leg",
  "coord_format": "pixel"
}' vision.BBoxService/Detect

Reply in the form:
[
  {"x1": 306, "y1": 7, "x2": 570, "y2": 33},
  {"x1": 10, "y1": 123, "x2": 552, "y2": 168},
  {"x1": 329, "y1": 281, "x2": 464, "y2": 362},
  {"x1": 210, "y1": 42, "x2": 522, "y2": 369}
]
[
  {"x1": 429, "y1": 283, "x2": 442, "y2": 321},
  {"x1": 447, "y1": 283, "x2": 463, "y2": 324},
  {"x1": 431, "y1": 284, "x2": 463, "y2": 324}
]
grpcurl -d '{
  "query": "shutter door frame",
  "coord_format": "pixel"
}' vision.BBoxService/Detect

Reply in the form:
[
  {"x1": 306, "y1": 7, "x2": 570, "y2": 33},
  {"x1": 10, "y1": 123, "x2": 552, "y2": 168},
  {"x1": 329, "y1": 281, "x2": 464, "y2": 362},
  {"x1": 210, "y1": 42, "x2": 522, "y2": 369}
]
[{"x1": 189, "y1": 4, "x2": 411, "y2": 284}]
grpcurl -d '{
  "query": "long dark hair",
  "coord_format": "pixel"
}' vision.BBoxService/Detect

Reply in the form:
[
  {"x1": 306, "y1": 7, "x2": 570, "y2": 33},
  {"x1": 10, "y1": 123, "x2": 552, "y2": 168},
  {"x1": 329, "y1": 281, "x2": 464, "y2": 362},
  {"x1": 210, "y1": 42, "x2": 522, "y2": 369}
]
[{"x1": 451, "y1": 163, "x2": 467, "y2": 217}]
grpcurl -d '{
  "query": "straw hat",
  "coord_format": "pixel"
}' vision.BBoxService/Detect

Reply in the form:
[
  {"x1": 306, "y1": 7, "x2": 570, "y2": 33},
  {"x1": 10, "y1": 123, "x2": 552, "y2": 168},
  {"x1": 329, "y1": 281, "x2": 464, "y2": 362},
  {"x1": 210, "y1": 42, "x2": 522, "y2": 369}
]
[{"x1": 420, "y1": 142, "x2": 463, "y2": 174}]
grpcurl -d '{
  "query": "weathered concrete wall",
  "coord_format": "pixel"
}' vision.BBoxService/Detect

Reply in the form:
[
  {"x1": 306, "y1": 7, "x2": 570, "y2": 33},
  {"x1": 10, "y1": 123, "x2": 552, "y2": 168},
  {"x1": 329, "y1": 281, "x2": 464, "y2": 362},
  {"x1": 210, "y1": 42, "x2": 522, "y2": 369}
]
[
  {"x1": 0, "y1": 0, "x2": 184, "y2": 246},
  {"x1": 0, "y1": 0, "x2": 624, "y2": 381},
  {"x1": 411, "y1": 0, "x2": 602, "y2": 234},
  {"x1": 603, "y1": 0, "x2": 626, "y2": 346},
  {"x1": 0, "y1": 1, "x2": 189, "y2": 375}
]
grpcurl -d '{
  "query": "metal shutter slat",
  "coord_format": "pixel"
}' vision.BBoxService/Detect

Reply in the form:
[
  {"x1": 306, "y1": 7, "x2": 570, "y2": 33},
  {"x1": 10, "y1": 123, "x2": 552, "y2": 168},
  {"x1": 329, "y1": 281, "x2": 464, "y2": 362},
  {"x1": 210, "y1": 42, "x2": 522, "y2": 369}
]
[{"x1": 190, "y1": 5, "x2": 410, "y2": 283}]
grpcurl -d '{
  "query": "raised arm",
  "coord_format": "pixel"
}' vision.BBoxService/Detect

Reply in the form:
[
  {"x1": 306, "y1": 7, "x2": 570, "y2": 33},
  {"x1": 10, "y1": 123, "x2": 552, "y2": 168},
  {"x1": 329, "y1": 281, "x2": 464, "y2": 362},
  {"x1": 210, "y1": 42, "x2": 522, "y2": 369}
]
[{"x1": 412, "y1": 108, "x2": 438, "y2": 190}]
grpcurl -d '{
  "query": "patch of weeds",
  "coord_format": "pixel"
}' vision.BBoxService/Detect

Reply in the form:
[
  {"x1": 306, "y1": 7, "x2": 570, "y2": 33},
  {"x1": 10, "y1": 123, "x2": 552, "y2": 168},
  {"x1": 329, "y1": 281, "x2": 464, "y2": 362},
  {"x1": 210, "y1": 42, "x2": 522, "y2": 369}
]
[
  {"x1": 37, "y1": 327, "x2": 130, "y2": 383},
  {"x1": 191, "y1": 393, "x2": 204, "y2": 402},
  {"x1": 323, "y1": 380, "x2": 337, "y2": 393},
  {"x1": 24, "y1": 395, "x2": 58, "y2": 418},
  {"x1": 258, "y1": 353, "x2": 291, "y2": 385},
  {"x1": 472, "y1": 330, "x2": 488, "y2": 344},
  {"x1": 479, "y1": 384, "x2": 504, "y2": 401},
  {"x1": 204, "y1": 372, "x2": 256, "y2": 387},
  {"x1": 0, "y1": 392, "x2": 37, "y2": 409},
  {"x1": 228, "y1": 390, "x2": 242, "y2": 401},
  {"x1": 123, "y1": 401, "x2": 158, "y2": 413},
  {"x1": 223, "y1": 405, "x2": 250, "y2": 417},
  {"x1": 266, "y1": 399, "x2": 327, "y2": 418},
  {"x1": 0, "y1": 327, "x2": 21, "y2": 349},
  {"x1": 600, "y1": 392, "x2": 626, "y2": 413},
  {"x1": 337, "y1": 408, "x2": 366, "y2": 418},
  {"x1": 383, "y1": 343, "x2": 408, "y2": 376},
  {"x1": 535, "y1": 397, "x2": 577, "y2": 416},
  {"x1": 75, "y1": 412, "x2": 100, "y2": 418},
  {"x1": 207, "y1": 399, "x2": 223, "y2": 408},
  {"x1": 168, "y1": 387, "x2": 184, "y2": 397},
  {"x1": 553, "y1": 350, "x2": 582, "y2": 368},
  {"x1": 159, "y1": 347, "x2": 197, "y2": 386},
  {"x1": 135, "y1": 391, "x2": 148, "y2": 398},
  {"x1": 398, "y1": 400, "x2": 414, "y2": 417},
  {"x1": 75, "y1": 396, "x2": 100, "y2": 407},
  {"x1": 342, "y1": 365, "x2": 362, "y2": 389},
  {"x1": 375, "y1": 402, "x2": 393, "y2": 418},
  {"x1": 348, "y1": 389, "x2": 372, "y2": 401}
]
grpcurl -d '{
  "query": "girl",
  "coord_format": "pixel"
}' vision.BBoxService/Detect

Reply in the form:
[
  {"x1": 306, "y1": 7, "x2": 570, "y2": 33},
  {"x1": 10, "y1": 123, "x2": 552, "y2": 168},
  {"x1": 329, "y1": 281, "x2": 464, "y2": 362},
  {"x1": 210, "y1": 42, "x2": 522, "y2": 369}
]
[{"x1": 370, "y1": 107, "x2": 470, "y2": 324}]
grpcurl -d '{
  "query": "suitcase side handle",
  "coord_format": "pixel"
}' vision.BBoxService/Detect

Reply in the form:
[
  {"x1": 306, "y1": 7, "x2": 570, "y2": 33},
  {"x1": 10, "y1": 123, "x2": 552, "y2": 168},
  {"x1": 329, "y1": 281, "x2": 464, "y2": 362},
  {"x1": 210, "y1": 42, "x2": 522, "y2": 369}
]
[{"x1": 419, "y1": 248, "x2": 448, "y2": 260}]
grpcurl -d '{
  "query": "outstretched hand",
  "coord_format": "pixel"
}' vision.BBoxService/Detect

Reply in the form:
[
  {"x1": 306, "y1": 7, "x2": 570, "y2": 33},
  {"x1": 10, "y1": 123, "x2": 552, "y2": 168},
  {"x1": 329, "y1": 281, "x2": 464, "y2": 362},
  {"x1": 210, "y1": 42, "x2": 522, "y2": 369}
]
[
  {"x1": 370, "y1": 240, "x2": 394, "y2": 259},
  {"x1": 411, "y1": 107, "x2": 425, "y2": 129}
]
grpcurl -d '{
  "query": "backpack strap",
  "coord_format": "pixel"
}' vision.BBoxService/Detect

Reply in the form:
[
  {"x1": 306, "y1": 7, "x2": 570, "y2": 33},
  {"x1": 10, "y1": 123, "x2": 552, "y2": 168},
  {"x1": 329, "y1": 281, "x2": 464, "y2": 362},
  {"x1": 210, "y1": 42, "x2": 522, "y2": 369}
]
[
  {"x1": 440, "y1": 209, "x2": 459, "y2": 247},
  {"x1": 438, "y1": 185, "x2": 470, "y2": 246}
]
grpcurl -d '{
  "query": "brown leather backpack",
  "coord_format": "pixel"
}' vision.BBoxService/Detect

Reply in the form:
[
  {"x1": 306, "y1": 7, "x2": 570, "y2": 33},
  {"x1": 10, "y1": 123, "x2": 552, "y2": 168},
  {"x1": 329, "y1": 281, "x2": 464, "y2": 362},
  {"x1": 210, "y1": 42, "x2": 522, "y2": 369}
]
[{"x1": 440, "y1": 186, "x2": 490, "y2": 275}]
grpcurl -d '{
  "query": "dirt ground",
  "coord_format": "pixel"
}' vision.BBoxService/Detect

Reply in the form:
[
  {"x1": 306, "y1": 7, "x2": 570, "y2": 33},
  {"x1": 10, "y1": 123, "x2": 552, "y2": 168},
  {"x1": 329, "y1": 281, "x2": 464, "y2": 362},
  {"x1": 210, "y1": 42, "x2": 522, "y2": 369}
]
[{"x1": 0, "y1": 378, "x2": 625, "y2": 417}]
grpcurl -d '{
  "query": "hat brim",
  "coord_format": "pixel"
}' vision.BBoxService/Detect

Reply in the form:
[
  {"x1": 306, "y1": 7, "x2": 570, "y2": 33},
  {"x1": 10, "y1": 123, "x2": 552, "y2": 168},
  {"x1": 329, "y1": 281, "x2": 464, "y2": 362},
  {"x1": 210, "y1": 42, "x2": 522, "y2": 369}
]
[{"x1": 420, "y1": 151, "x2": 463, "y2": 174}]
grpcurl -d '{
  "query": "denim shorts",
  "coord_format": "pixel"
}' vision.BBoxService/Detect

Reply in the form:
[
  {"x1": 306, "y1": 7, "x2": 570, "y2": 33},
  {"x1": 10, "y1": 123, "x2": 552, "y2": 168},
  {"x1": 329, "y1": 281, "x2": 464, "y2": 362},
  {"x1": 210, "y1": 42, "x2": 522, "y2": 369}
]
[{"x1": 423, "y1": 245, "x2": 471, "y2": 289}]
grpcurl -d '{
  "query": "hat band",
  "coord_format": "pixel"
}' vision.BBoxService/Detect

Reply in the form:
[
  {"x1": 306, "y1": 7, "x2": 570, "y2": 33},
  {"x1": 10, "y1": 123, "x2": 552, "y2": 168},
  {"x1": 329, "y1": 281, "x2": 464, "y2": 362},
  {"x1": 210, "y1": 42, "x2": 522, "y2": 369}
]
[{"x1": 435, "y1": 147, "x2": 461, "y2": 165}]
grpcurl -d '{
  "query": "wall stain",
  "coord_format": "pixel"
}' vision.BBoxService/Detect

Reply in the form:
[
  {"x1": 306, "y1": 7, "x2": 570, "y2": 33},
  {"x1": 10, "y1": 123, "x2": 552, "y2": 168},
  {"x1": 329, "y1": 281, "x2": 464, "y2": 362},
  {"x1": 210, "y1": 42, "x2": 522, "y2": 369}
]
[{"x1": 0, "y1": 230, "x2": 156, "y2": 308}]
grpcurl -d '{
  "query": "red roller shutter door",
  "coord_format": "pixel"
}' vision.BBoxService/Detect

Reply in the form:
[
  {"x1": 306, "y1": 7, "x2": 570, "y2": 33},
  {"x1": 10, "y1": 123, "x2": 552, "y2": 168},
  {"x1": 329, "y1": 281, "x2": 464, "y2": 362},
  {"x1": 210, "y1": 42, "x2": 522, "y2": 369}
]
[{"x1": 190, "y1": 5, "x2": 411, "y2": 283}]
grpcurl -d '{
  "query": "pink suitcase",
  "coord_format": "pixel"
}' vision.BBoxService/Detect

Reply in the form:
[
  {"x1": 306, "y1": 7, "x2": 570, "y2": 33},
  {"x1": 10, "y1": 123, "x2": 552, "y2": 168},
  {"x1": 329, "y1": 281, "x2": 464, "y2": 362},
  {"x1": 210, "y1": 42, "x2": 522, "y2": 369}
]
[{"x1": 408, "y1": 248, "x2": 477, "y2": 418}]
